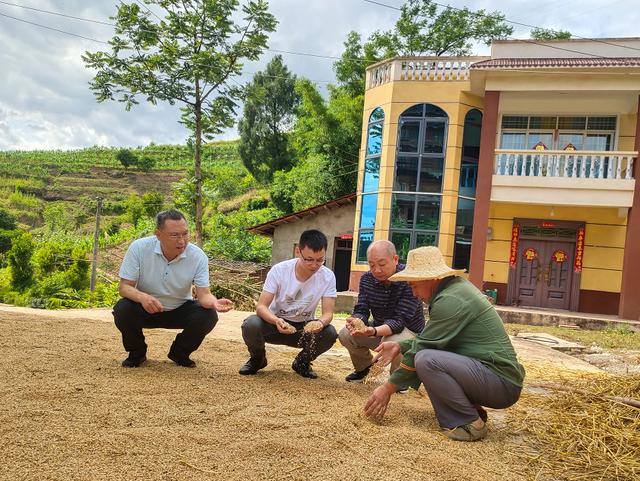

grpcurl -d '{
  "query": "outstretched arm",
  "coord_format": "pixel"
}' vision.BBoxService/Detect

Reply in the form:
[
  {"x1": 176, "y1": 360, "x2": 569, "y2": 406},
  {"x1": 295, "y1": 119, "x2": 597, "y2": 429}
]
[{"x1": 195, "y1": 286, "x2": 234, "y2": 312}]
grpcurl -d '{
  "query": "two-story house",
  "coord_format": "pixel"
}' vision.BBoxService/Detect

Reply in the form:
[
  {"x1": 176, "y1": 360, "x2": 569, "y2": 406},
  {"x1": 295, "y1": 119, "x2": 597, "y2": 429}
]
[{"x1": 350, "y1": 37, "x2": 640, "y2": 319}]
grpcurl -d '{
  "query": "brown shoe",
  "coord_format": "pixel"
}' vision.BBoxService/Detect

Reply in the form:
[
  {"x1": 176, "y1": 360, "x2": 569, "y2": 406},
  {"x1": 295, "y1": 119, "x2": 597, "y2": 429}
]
[{"x1": 443, "y1": 422, "x2": 488, "y2": 442}]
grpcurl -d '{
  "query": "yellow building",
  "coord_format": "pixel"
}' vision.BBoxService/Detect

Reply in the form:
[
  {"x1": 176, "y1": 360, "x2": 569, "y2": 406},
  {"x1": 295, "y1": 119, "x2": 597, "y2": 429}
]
[{"x1": 351, "y1": 38, "x2": 640, "y2": 319}]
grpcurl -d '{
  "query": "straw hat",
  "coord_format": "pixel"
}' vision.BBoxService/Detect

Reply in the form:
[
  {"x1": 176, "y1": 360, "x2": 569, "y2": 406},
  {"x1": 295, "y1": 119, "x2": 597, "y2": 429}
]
[{"x1": 388, "y1": 246, "x2": 466, "y2": 282}]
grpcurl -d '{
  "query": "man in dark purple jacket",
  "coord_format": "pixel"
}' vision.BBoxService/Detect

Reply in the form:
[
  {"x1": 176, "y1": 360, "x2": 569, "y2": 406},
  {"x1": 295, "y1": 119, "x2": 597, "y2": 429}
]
[{"x1": 338, "y1": 240, "x2": 425, "y2": 382}]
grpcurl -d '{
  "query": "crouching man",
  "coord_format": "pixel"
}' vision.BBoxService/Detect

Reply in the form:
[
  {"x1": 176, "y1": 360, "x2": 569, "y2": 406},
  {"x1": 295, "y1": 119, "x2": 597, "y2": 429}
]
[
  {"x1": 113, "y1": 209, "x2": 233, "y2": 368},
  {"x1": 239, "y1": 229, "x2": 337, "y2": 379}
]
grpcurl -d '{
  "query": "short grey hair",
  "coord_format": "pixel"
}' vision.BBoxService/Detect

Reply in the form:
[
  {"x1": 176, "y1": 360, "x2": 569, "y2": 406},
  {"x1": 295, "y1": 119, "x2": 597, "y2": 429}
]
[
  {"x1": 366, "y1": 239, "x2": 397, "y2": 259},
  {"x1": 155, "y1": 209, "x2": 186, "y2": 229}
]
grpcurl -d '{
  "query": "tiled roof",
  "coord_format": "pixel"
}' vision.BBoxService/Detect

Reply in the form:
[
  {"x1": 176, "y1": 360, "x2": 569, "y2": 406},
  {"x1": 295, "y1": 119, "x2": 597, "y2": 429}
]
[
  {"x1": 247, "y1": 193, "x2": 356, "y2": 236},
  {"x1": 471, "y1": 57, "x2": 640, "y2": 69}
]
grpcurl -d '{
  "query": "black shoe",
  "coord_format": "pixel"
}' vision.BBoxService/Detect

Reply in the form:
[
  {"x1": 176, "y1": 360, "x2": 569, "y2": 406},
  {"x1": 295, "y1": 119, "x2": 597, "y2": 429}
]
[
  {"x1": 122, "y1": 355, "x2": 146, "y2": 368},
  {"x1": 292, "y1": 359, "x2": 318, "y2": 379},
  {"x1": 345, "y1": 366, "x2": 370, "y2": 382},
  {"x1": 168, "y1": 351, "x2": 196, "y2": 368},
  {"x1": 239, "y1": 357, "x2": 268, "y2": 375}
]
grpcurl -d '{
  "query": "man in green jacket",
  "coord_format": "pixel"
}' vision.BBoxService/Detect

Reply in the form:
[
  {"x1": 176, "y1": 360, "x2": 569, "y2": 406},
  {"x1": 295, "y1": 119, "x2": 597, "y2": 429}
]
[{"x1": 363, "y1": 246, "x2": 525, "y2": 442}]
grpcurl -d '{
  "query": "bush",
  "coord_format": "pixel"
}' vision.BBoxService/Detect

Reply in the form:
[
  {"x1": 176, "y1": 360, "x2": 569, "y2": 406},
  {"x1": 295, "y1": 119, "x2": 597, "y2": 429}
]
[
  {"x1": 116, "y1": 149, "x2": 138, "y2": 169},
  {"x1": 7, "y1": 231, "x2": 34, "y2": 291},
  {"x1": 142, "y1": 191, "x2": 164, "y2": 218},
  {"x1": 0, "y1": 228, "x2": 17, "y2": 254},
  {"x1": 0, "y1": 208, "x2": 17, "y2": 230},
  {"x1": 137, "y1": 156, "x2": 156, "y2": 171}
]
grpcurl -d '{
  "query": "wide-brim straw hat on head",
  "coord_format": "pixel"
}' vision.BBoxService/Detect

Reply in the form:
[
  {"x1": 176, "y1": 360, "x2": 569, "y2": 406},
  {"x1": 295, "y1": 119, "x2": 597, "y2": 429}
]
[{"x1": 389, "y1": 246, "x2": 466, "y2": 282}]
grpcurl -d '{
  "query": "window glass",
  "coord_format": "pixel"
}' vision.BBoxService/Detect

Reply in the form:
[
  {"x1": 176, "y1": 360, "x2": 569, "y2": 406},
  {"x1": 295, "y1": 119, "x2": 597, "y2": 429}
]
[
  {"x1": 502, "y1": 116, "x2": 528, "y2": 129},
  {"x1": 394, "y1": 156, "x2": 418, "y2": 191},
  {"x1": 366, "y1": 122, "x2": 383, "y2": 156},
  {"x1": 363, "y1": 157, "x2": 380, "y2": 192},
  {"x1": 415, "y1": 196, "x2": 440, "y2": 230},
  {"x1": 462, "y1": 109, "x2": 482, "y2": 159},
  {"x1": 418, "y1": 157, "x2": 444, "y2": 192},
  {"x1": 402, "y1": 104, "x2": 424, "y2": 117},
  {"x1": 356, "y1": 231, "x2": 374, "y2": 263},
  {"x1": 558, "y1": 116, "x2": 586, "y2": 130},
  {"x1": 390, "y1": 231, "x2": 411, "y2": 262},
  {"x1": 558, "y1": 133, "x2": 584, "y2": 150},
  {"x1": 399, "y1": 121, "x2": 421, "y2": 152},
  {"x1": 391, "y1": 194, "x2": 415, "y2": 228},
  {"x1": 458, "y1": 158, "x2": 477, "y2": 197},
  {"x1": 452, "y1": 198, "x2": 475, "y2": 270},
  {"x1": 527, "y1": 132, "x2": 553, "y2": 149},
  {"x1": 587, "y1": 116, "x2": 616, "y2": 130},
  {"x1": 500, "y1": 132, "x2": 526, "y2": 149},
  {"x1": 423, "y1": 121, "x2": 446, "y2": 154},
  {"x1": 359, "y1": 194, "x2": 378, "y2": 229},
  {"x1": 584, "y1": 134, "x2": 612, "y2": 151},
  {"x1": 529, "y1": 116, "x2": 556, "y2": 129},
  {"x1": 416, "y1": 232, "x2": 437, "y2": 248},
  {"x1": 369, "y1": 107, "x2": 384, "y2": 123},
  {"x1": 425, "y1": 104, "x2": 447, "y2": 118}
]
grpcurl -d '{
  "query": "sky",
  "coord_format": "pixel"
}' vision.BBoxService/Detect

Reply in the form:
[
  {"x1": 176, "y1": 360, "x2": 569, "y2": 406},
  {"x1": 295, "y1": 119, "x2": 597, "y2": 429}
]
[{"x1": 0, "y1": 0, "x2": 639, "y2": 150}]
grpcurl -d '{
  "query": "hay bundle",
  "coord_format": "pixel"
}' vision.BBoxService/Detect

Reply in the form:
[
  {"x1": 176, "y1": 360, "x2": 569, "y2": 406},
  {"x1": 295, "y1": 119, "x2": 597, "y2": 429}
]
[{"x1": 511, "y1": 374, "x2": 640, "y2": 481}]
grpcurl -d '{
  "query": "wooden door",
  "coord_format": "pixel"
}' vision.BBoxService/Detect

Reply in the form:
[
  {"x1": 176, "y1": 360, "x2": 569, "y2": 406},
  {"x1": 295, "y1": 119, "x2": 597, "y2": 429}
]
[
  {"x1": 540, "y1": 241, "x2": 574, "y2": 310},
  {"x1": 515, "y1": 240, "x2": 575, "y2": 309},
  {"x1": 515, "y1": 240, "x2": 544, "y2": 307}
]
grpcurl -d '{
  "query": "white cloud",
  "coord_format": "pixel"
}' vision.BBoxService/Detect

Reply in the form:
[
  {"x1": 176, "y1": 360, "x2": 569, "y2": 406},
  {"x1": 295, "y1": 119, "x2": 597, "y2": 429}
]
[{"x1": 0, "y1": 0, "x2": 638, "y2": 149}]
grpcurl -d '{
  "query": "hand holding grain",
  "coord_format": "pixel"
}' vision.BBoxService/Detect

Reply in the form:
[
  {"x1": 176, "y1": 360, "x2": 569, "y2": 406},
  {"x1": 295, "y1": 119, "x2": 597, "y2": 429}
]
[{"x1": 304, "y1": 320, "x2": 324, "y2": 334}]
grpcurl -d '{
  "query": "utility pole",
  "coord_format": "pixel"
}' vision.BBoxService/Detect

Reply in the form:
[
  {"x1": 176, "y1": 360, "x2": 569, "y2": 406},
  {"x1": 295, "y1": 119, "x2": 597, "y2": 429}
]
[{"x1": 90, "y1": 197, "x2": 102, "y2": 292}]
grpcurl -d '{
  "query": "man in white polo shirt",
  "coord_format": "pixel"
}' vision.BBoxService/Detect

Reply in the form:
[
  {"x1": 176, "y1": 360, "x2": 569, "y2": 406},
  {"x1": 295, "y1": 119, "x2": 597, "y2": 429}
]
[
  {"x1": 239, "y1": 229, "x2": 337, "y2": 379},
  {"x1": 113, "y1": 209, "x2": 233, "y2": 368}
]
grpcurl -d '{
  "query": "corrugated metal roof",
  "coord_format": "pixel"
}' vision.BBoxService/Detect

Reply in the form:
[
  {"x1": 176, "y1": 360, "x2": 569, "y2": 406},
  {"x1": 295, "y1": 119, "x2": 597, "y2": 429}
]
[{"x1": 471, "y1": 57, "x2": 640, "y2": 69}]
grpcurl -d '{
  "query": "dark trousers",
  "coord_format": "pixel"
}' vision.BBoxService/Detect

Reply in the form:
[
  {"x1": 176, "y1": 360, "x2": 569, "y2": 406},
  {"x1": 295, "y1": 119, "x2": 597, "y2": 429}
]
[
  {"x1": 113, "y1": 298, "x2": 217, "y2": 358},
  {"x1": 415, "y1": 349, "x2": 522, "y2": 429},
  {"x1": 241, "y1": 314, "x2": 338, "y2": 363}
]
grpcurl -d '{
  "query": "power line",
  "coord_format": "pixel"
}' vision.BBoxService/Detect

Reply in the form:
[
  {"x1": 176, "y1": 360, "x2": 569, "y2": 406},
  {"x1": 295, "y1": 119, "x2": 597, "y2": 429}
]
[
  {"x1": 361, "y1": 0, "x2": 640, "y2": 55},
  {"x1": 0, "y1": 0, "x2": 113, "y2": 25},
  {"x1": 0, "y1": 10, "x2": 109, "y2": 44}
]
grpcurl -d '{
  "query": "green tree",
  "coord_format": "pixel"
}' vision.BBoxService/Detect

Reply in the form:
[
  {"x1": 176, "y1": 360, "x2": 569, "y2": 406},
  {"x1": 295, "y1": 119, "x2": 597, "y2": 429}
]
[
  {"x1": 141, "y1": 191, "x2": 164, "y2": 218},
  {"x1": 116, "y1": 149, "x2": 138, "y2": 169},
  {"x1": 0, "y1": 208, "x2": 17, "y2": 230},
  {"x1": 369, "y1": 0, "x2": 513, "y2": 57},
  {"x1": 83, "y1": 0, "x2": 277, "y2": 246},
  {"x1": 530, "y1": 27, "x2": 571, "y2": 40},
  {"x1": 125, "y1": 194, "x2": 145, "y2": 228},
  {"x1": 8, "y1": 232, "x2": 34, "y2": 291},
  {"x1": 238, "y1": 55, "x2": 299, "y2": 183},
  {"x1": 137, "y1": 156, "x2": 156, "y2": 172}
]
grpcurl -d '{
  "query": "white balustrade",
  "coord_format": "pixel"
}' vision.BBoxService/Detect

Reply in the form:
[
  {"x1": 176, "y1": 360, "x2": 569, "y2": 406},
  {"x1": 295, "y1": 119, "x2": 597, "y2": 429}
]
[
  {"x1": 366, "y1": 56, "x2": 488, "y2": 89},
  {"x1": 493, "y1": 150, "x2": 637, "y2": 180}
]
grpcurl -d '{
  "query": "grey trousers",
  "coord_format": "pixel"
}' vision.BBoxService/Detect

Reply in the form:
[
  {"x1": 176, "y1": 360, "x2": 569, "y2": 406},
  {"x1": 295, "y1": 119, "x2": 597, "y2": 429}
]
[
  {"x1": 338, "y1": 326, "x2": 417, "y2": 372},
  {"x1": 241, "y1": 314, "x2": 338, "y2": 362},
  {"x1": 415, "y1": 349, "x2": 522, "y2": 429}
]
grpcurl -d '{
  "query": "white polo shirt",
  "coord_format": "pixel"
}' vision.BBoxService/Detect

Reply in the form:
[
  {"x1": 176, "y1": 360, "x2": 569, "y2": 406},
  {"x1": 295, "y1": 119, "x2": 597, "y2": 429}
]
[{"x1": 119, "y1": 236, "x2": 210, "y2": 310}]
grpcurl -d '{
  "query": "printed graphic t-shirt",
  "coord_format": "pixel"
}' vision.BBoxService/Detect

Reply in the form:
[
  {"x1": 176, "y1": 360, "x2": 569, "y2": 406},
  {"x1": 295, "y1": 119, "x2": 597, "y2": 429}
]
[{"x1": 263, "y1": 258, "x2": 337, "y2": 323}]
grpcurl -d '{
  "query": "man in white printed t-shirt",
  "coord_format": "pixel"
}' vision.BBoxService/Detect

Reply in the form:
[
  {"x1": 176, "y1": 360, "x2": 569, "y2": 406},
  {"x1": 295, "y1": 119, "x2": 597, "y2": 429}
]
[{"x1": 239, "y1": 229, "x2": 338, "y2": 379}]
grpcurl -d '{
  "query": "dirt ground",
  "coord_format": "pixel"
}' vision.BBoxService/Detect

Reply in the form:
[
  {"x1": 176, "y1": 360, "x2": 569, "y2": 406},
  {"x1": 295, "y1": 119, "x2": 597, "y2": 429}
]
[{"x1": 0, "y1": 306, "x2": 585, "y2": 481}]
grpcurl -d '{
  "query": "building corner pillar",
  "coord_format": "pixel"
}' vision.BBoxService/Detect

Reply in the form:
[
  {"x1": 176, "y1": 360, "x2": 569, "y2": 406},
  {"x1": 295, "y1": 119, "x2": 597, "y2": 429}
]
[
  {"x1": 469, "y1": 91, "x2": 500, "y2": 289},
  {"x1": 619, "y1": 95, "x2": 640, "y2": 320}
]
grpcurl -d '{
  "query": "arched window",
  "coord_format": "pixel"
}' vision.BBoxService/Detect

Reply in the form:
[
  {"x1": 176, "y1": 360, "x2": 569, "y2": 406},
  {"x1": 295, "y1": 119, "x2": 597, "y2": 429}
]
[
  {"x1": 356, "y1": 107, "x2": 384, "y2": 262},
  {"x1": 390, "y1": 103, "x2": 448, "y2": 261},
  {"x1": 453, "y1": 109, "x2": 482, "y2": 269}
]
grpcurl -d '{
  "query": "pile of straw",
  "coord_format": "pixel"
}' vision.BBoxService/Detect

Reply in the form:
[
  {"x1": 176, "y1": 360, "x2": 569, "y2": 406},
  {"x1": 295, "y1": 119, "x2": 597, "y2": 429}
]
[{"x1": 510, "y1": 372, "x2": 640, "y2": 481}]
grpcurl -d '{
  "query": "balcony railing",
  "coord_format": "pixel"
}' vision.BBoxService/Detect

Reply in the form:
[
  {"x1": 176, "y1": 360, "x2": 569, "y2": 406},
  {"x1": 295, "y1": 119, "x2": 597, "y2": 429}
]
[
  {"x1": 494, "y1": 149, "x2": 637, "y2": 180},
  {"x1": 366, "y1": 56, "x2": 489, "y2": 89}
]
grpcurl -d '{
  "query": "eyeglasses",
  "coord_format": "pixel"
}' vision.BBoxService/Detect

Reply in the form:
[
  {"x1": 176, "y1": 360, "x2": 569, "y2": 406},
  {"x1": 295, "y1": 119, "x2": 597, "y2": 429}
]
[
  {"x1": 166, "y1": 232, "x2": 190, "y2": 240},
  {"x1": 301, "y1": 255, "x2": 325, "y2": 265}
]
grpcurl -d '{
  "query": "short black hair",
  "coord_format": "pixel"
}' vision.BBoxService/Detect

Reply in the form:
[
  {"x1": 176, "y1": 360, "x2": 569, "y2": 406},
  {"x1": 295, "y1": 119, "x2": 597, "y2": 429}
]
[
  {"x1": 156, "y1": 209, "x2": 186, "y2": 229},
  {"x1": 298, "y1": 229, "x2": 328, "y2": 252}
]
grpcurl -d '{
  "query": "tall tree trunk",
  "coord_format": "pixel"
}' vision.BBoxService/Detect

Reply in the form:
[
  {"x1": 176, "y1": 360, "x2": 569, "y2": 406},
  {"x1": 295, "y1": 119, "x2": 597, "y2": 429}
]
[{"x1": 194, "y1": 84, "x2": 204, "y2": 247}]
